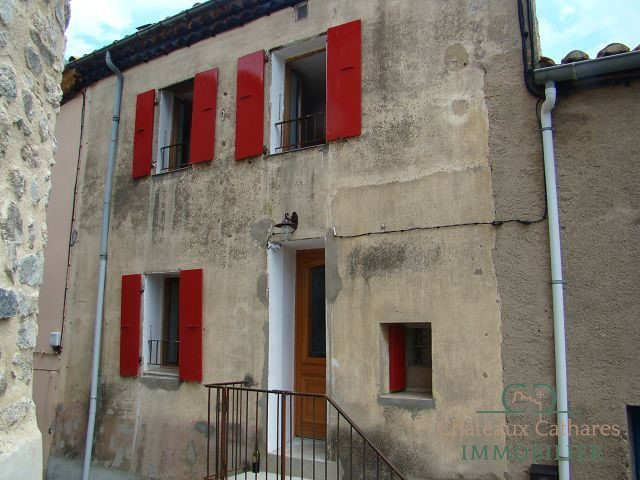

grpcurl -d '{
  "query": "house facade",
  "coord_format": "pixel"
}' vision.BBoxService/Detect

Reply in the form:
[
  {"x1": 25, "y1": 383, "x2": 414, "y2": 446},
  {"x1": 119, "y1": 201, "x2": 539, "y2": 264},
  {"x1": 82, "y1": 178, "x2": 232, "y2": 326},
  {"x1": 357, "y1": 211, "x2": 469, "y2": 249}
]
[{"x1": 35, "y1": 0, "x2": 640, "y2": 479}]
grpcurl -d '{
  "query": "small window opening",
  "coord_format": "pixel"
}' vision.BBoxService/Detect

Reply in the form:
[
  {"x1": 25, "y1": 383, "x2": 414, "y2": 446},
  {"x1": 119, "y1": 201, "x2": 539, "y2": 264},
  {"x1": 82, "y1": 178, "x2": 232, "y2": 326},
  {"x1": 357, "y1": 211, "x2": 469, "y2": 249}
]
[
  {"x1": 405, "y1": 325, "x2": 432, "y2": 393},
  {"x1": 144, "y1": 274, "x2": 180, "y2": 374},
  {"x1": 157, "y1": 79, "x2": 193, "y2": 173},
  {"x1": 294, "y1": 2, "x2": 308, "y2": 21},
  {"x1": 386, "y1": 322, "x2": 432, "y2": 395},
  {"x1": 271, "y1": 38, "x2": 326, "y2": 153}
]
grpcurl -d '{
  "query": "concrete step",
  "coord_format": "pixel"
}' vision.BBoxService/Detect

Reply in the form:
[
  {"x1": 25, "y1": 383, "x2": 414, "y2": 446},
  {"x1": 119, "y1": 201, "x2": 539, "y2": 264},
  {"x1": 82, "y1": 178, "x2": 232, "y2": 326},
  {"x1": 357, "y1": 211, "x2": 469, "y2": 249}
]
[
  {"x1": 227, "y1": 474, "x2": 309, "y2": 480},
  {"x1": 265, "y1": 438, "x2": 338, "y2": 480}
]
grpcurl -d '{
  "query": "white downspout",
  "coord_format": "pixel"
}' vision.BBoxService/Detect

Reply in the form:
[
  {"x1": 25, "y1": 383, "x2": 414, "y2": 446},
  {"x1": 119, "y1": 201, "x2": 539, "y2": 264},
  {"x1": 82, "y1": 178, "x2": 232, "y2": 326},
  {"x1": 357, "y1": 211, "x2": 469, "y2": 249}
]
[
  {"x1": 540, "y1": 80, "x2": 570, "y2": 480},
  {"x1": 81, "y1": 51, "x2": 123, "y2": 480}
]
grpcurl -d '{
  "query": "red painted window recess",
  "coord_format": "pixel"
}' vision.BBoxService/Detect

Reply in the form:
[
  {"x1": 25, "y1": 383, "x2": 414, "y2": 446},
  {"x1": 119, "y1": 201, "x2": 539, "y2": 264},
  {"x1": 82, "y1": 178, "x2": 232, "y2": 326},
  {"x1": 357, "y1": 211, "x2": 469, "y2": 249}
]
[
  {"x1": 235, "y1": 50, "x2": 265, "y2": 161},
  {"x1": 326, "y1": 19, "x2": 362, "y2": 141},
  {"x1": 190, "y1": 68, "x2": 218, "y2": 164},
  {"x1": 120, "y1": 274, "x2": 142, "y2": 377},
  {"x1": 132, "y1": 89, "x2": 155, "y2": 178},
  {"x1": 179, "y1": 268, "x2": 203, "y2": 382},
  {"x1": 388, "y1": 324, "x2": 407, "y2": 392}
]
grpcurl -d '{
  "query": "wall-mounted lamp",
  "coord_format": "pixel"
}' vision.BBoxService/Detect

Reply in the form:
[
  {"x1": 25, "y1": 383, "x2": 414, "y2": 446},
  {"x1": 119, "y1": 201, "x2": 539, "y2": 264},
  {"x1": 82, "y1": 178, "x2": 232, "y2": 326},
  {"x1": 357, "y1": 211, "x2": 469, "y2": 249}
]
[
  {"x1": 275, "y1": 212, "x2": 298, "y2": 241},
  {"x1": 50, "y1": 331, "x2": 62, "y2": 354}
]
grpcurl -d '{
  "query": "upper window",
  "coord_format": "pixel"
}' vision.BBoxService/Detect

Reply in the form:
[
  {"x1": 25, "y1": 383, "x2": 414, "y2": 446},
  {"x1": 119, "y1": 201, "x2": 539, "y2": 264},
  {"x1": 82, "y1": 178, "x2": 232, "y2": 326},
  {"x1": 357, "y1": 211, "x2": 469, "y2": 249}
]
[
  {"x1": 156, "y1": 79, "x2": 194, "y2": 173},
  {"x1": 294, "y1": 2, "x2": 308, "y2": 21},
  {"x1": 132, "y1": 68, "x2": 218, "y2": 178},
  {"x1": 270, "y1": 36, "x2": 327, "y2": 154}
]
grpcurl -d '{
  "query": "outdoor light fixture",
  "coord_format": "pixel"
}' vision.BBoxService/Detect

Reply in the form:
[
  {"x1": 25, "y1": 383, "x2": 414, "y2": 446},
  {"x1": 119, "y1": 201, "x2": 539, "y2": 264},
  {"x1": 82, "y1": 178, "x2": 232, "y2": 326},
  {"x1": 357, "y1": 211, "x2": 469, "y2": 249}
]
[{"x1": 275, "y1": 212, "x2": 298, "y2": 241}]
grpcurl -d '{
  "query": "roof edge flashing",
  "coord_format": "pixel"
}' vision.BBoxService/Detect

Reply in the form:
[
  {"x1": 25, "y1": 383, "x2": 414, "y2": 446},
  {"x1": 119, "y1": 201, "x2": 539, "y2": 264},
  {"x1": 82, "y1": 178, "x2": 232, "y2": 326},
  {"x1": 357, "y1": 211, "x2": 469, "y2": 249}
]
[{"x1": 534, "y1": 51, "x2": 640, "y2": 85}]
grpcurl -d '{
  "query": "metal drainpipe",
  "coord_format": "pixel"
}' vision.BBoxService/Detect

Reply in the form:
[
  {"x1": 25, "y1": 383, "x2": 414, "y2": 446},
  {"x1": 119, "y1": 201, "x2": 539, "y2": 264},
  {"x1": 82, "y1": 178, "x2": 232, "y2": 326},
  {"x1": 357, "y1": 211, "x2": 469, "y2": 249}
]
[
  {"x1": 540, "y1": 80, "x2": 570, "y2": 480},
  {"x1": 81, "y1": 51, "x2": 123, "y2": 480}
]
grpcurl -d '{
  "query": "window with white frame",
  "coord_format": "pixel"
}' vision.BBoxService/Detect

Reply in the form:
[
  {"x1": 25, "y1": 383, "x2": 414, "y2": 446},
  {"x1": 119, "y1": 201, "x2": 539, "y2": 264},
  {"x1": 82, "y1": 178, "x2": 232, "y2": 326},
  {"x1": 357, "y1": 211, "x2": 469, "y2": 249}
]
[
  {"x1": 156, "y1": 79, "x2": 194, "y2": 173},
  {"x1": 270, "y1": 35, "x2": 326, "y2": 154},
  {"x1": 143, "y1": 273, "x2": 180, "y2": 374}
]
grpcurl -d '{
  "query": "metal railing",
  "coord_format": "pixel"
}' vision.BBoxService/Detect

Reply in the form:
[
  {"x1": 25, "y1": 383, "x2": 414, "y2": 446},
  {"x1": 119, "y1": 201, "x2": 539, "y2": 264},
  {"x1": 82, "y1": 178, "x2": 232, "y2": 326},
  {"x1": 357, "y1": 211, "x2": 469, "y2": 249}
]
[
  {"x1": 147, "y1": 339, "x2": 179, "y2": 366},
  {"x1": 204, "y1": 382, "x2": 407, "y2": 480},
  {"x1": 159, "y1": 141, "x2": 190, "y2": 171},
  {"x1": 275, "y1": 112, "x2": 325, "y2": 152}
]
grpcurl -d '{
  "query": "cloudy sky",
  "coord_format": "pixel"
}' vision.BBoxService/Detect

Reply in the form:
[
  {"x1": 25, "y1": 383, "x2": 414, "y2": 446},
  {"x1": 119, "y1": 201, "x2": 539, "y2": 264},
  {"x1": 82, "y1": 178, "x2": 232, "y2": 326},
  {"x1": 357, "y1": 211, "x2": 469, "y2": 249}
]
[{"x1": 65, "y1": 0, "x2": 638, "y2": 63}]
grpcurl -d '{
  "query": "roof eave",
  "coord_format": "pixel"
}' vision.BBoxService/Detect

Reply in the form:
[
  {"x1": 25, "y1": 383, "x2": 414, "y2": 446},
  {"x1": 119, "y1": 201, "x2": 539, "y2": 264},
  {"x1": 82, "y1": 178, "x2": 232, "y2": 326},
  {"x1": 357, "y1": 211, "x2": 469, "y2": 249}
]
[{"x1": 534, "y1": 51, "x2": 640, "y2": 84}]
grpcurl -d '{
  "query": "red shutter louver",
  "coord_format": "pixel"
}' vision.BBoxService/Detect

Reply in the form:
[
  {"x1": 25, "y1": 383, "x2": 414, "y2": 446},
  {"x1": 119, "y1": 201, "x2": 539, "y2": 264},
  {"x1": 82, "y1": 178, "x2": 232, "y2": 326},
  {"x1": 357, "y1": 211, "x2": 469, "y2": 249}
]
[
  {"x1": 190, "y1": 68, "x2": 218, "y2": 164},
  {"x1": 388, "y1": 324, "x2": 406, "y2": 392},
  {"x1": 326, "y1": 19, "x2": 362, "y2": 141},
  {"x1": 235, "y1": 50, "x2": 264, "y2": 161},
  {"x1": 179, "y1": 268, "x2": 203, "y2": 382},
  {"x1": 133, "y1": 89, "x2": 155, "y2": 178},
  {"x1": 120, "y1": 274, "x2": 142, "y2": 377}
]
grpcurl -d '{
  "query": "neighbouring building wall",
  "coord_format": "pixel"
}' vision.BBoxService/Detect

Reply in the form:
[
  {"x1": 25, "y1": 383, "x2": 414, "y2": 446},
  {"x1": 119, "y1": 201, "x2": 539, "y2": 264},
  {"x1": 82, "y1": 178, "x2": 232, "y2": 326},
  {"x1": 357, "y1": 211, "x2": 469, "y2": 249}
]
[
  {"x1": 493, "y1": 66, "x2": 640, "y2": 479},
  {"x1": 33, "y1": 93, "x2": 84, "y2": 467},
  {"x1": 552, "y1": 81, "x2": 640, "y2": 479},
  {"x1": 0, "y1": 1, "x2": 69, "y2": 479},
  {"x1": 47, "y1": 1, "x2": 549, "y2": 479}
]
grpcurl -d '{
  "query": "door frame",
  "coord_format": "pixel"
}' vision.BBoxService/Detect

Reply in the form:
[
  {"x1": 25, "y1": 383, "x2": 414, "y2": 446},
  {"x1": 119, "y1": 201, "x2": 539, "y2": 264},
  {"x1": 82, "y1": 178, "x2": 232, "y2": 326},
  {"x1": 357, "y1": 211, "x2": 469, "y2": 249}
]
[
  {"x1": 294, "y1": 248, "x2": 326, "y2": 438},
  {"x1": 266, "y1": 238, "x2": 325, "y2": 450}
]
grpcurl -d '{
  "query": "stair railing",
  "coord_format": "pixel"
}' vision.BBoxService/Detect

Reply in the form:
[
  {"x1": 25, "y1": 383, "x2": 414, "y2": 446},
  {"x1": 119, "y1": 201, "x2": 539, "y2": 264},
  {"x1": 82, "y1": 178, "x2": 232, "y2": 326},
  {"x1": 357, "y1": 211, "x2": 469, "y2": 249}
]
[{"x1": 204, "y1": 382, "x2": 407, "y2": 480}]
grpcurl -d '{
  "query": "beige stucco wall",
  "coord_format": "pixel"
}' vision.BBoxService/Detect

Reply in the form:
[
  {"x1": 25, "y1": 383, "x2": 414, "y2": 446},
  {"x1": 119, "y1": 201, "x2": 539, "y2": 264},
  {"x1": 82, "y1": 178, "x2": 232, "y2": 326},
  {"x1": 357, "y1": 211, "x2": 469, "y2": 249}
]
[
  {"x1": 552, "y1": 82, "x2": 640, "y2": 479},
  {"x1": 491, "y1": 54, "x2": 640, "y2": 480},
  {"x1": 0, "y1": 0, "x2": 69, "y2": 479},
  {"x1": 33, "y1": 93, "x2": 83, "y2": 468},
  {"x1": 45, "y1": 1, "x2": 551, "y2": 479}
]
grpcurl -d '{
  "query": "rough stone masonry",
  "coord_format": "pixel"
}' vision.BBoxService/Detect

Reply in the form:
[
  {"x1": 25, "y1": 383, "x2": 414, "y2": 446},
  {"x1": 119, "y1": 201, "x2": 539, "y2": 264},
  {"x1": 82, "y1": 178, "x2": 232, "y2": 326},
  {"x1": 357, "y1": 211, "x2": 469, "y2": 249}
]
[{"x1": 0, "y1": 1, "x2": 69, "y2": 478}]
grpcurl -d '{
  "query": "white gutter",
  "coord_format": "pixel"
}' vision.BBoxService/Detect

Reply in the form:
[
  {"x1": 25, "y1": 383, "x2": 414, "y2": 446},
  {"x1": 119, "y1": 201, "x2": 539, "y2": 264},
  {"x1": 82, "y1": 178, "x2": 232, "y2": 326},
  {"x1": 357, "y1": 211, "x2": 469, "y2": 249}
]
[
  {"x1": 534, "y1": 50, "x2": 640, "y2": 84},
  {"x1": 81, "y1": 51, "x2": 123, "y2": 480},
  {"x1": 540, "y1": 81, "x2": 570, "y2": 480}
]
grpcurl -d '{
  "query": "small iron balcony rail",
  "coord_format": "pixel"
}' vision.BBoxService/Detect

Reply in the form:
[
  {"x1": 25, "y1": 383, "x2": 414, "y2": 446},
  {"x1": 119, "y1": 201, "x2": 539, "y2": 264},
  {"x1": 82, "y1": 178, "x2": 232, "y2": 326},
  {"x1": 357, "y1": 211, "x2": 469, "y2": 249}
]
[
  {"x1": 159, "y1": 141, "x2": 190, "y2": 172},
  {"x1": 203, "y1": 382, "x2": 407, "y2": 480},
  {"x1": 275, "y1": 112, "x2": 326, "y2": 152},
  {"x1": 147, "y1": 339, "x2": 179, "y2": 366}
]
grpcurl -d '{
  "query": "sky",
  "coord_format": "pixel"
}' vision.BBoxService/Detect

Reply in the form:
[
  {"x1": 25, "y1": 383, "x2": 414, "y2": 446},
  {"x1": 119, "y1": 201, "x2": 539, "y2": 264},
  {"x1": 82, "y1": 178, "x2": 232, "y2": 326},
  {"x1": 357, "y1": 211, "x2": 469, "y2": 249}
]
[
  {"x1": 65, "y1": 0, "x2": 639, "y2": 63},
  {"x1": 536, "y1": 0, "x2": 639, "y2": 62}
]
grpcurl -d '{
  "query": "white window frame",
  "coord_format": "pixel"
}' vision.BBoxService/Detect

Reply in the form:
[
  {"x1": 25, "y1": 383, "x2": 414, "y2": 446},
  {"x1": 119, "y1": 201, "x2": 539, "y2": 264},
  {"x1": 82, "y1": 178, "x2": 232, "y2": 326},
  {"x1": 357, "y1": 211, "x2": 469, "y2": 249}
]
[
  {"x1": 142, "y1": 272, "x2": 180, "y2": 377},
  {"x1": 269, "y1": 35, "x2": 326, "y2": 154}
]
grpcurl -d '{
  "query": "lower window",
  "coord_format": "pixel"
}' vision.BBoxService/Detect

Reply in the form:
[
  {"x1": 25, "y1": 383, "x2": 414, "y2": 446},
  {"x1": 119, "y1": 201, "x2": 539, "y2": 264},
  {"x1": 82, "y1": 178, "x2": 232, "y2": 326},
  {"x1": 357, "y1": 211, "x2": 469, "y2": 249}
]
[
  {"x1": 387, "y1": 323, "x2": 432, "y2": 395},
  {"x1": 119, "y1": 269, "x2": 203, "y2": 381},
  {"x1": 144, "y1": 273, "x2": 180, "y2": 374}
]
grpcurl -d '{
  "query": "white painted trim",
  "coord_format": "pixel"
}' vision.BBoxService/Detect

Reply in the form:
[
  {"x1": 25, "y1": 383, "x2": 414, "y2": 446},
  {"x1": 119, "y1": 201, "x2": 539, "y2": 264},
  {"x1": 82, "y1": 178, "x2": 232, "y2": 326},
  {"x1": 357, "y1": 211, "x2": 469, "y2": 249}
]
[
  {"x1": 156, "y1": 90, "x2": 174, "y2": 173},
  {"x1": 266, "y1": 237, "x2": 325, "y2": 450}
]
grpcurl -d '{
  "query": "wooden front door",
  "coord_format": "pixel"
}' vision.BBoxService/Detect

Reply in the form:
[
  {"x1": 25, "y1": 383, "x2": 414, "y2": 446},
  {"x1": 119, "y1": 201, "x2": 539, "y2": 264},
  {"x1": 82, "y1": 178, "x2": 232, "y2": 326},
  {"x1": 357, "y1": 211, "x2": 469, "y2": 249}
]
[{"x1": 294, "y1": 249, "x2": 326, "y2": 439}]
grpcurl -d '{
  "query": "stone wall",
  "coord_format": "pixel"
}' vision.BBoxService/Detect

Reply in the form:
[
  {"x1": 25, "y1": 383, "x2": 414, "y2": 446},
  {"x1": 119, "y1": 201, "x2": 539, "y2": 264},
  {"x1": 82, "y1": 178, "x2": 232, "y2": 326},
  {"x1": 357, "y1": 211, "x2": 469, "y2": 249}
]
[{"x1": 0, "y1": 1, "x2": 69, "y2": 478}]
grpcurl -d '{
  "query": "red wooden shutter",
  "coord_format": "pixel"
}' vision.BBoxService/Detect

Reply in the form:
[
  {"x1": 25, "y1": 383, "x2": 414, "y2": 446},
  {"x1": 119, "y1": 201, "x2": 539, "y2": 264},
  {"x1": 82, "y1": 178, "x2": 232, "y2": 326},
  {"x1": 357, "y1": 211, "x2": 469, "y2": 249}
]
[
  {"x1": 235, "y1": 50, "x2": 264, "y2": 161},
  {"x1": 179, "y1": 268, "x2": 203, "y2": 382},
  {"x1": 388, "y1": 324, "x2": 406, "y2": 392},
  {"x1": 120, "y1": 274, "x2": 142, "y2": 377},
  {"x1": 133, "y1": 90, "x2": 155, "y2": 178},
  {"x1": 190, "y1": 68, "x2": 218, "y2": 164},
  {"x1": 326, "y1": 19, "x2": 362, "y2": 141}
]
